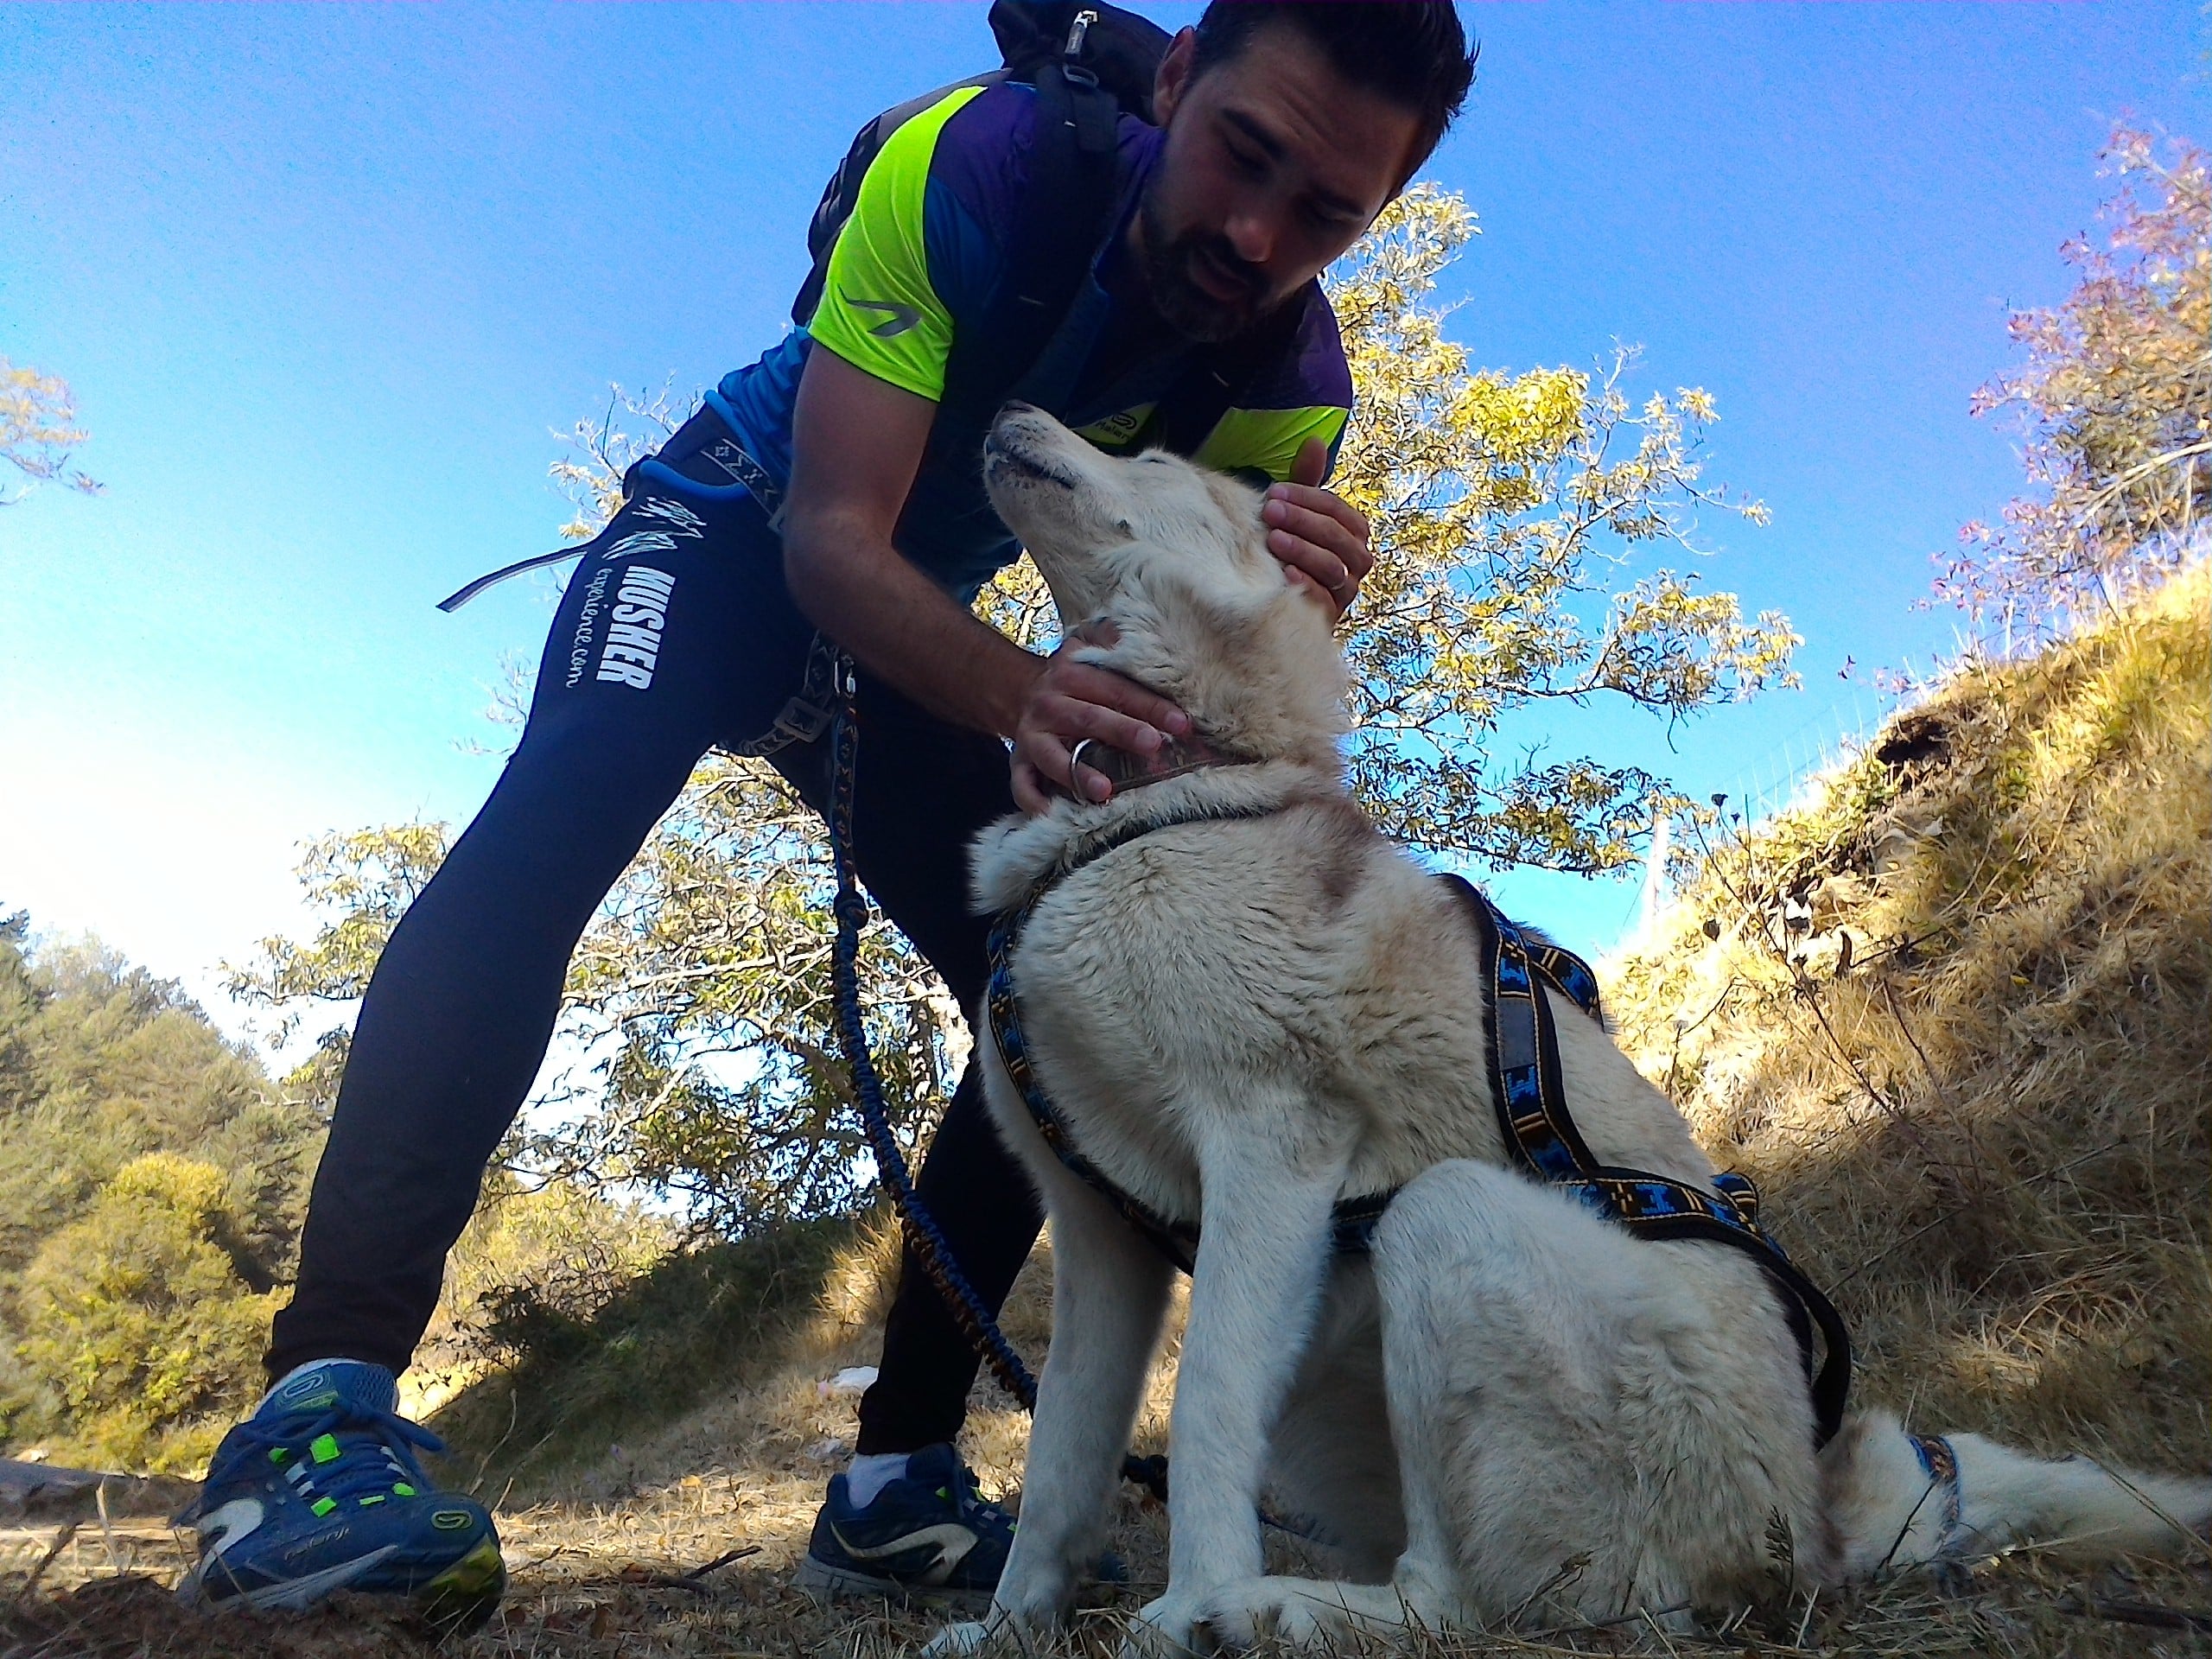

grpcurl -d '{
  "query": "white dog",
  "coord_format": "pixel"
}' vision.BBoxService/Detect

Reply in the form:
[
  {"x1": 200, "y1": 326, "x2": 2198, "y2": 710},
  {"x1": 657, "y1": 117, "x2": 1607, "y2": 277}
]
[{"x1": 930, "y1": 406, "x2": 2210, "y2": 1654}]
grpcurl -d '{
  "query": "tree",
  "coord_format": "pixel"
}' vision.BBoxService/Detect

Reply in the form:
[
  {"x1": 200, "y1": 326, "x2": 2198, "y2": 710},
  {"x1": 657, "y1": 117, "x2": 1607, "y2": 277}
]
[
  {"x1": 0, "y1": 918, "x2": 323, "y2": 1464},
  {"x1": 1, "y1": 359, "x2": 102, "y2": 504},
  {"x1": 1941, "y1": 126, "x2": 2210, "y2": 637},
  {"x1": 1326, "y1": 186, "x2": 1793, "y2": 871},
  {"x1": 234, "y1": 187, "x2": 1796, "y2": 1235},
  {"x1": 14, "y1": 1154, "x2": 278, "y2": 1471}
]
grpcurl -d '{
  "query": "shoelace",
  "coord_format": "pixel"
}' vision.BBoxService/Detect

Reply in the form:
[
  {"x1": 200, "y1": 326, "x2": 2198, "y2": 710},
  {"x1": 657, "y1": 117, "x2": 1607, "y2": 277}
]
[
  {"x1": 950, "y1": 1467, "x2": 1015, "y2": 1537},
  {"x1": 194, "y1": 1403, "x2": 448, "y2": 1519}
]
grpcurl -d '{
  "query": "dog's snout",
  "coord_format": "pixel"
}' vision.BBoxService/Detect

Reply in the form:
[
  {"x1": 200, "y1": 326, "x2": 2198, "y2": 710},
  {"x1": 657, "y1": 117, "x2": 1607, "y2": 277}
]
[
  {"x1": 986, "y1": 404, "x2": 1051, "y2": 454},
  {"x1": 983, "y1": 405, "x2": 1079, "y2": 491}
]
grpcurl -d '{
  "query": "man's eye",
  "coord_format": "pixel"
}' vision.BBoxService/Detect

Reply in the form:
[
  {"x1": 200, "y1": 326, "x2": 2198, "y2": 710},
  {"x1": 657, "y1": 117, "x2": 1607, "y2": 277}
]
[{"x1": 1224, "y1": 143, "x2": 1267, "y2": 177}]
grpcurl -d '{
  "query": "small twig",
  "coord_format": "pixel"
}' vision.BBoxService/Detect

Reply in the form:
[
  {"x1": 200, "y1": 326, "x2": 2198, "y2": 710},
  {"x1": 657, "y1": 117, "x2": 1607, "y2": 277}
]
[
  {"x1": 2056, "y1": 1592, "x2": 2212, "y2": 1632},
  {"x1": 619, "y1": 1563, "x2": 713, "y2": 1596},
  {"x1": 468, "y1": 1384, "x2": 523, "y2": 1494},
  {"x1": 1529, "y1": 1598, "x2": 1692, "y2": 1637},
  {"x1": 1876, "y1": 972, "x2": 1954, "y2": 1111},
  {"x1": 1792, "y1": 975, "x2": 1963, "y2": 1201},
  {"x1": 2100, "y1": 1464, "x2": 2212, "y2": 1568},
  {"x1": 1832, "y1": 1140, "x2": 2123, "y2": 1287},
  {"x1": 680, "y1": 1544, "x2": 760, "y2": 1581},
  {"x1": 92, "y1": 1477, "x2": 120, "y2": 1575}
]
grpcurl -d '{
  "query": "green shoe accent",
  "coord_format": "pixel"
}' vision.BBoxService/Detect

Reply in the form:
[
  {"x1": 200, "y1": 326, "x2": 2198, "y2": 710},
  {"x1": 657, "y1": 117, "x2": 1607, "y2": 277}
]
[
  {"x1": 418, "y1": 1538, "x2": 506, "y2": 1634},
  {"x1": 310, "y1": 1496, "x2": 337, "y2": 1517},
  {"x1": 310, "y1": 1433, "x2": 342, "y2": 1464}
]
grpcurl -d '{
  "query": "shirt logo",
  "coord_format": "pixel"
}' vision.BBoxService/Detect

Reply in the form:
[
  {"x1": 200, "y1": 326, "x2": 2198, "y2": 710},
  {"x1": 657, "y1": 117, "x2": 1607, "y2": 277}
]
[{"x1": 845, "y1": 295, "x2": 923, "y2": 338}]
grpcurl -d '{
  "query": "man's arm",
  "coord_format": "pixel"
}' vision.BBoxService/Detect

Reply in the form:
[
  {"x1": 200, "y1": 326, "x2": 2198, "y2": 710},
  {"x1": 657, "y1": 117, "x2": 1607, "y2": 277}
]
[{"x1": 781, "y1": 347, "x2": 1190, "y2": 805}]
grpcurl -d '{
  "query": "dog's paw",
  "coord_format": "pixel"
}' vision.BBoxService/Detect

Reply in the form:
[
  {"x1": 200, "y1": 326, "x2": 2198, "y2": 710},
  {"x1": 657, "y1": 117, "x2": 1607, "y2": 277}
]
[
  {"x1": 1189, "y1": 1579, "x2": 1366, "y2": 1653},
  {"x1": 1119, "y1": 1593, "x2": 1217, "y2": 1659},
  {"x1": 922, "y1": 1613, "x2": 1018, "y2": 1659}
]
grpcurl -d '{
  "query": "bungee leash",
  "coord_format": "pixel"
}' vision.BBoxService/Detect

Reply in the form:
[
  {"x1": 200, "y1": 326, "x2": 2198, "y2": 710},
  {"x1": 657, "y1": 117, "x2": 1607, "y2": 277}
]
[{"x1": 826, "y1": 675, "x2": 1171, "y2": 1506}]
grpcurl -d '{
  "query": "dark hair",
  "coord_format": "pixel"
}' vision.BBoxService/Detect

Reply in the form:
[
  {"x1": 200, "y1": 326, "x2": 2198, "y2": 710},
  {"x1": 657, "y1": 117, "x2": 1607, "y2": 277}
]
[{"x1": 1189, "y1": 3, "x2": 1476, "y2": 176}]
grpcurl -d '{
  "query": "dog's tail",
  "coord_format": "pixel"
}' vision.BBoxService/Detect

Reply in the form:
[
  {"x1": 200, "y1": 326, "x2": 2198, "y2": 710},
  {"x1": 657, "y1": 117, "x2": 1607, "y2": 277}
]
[{"x1": 1821, "y1": 1409, "x2": 2212, "y2": 1580}]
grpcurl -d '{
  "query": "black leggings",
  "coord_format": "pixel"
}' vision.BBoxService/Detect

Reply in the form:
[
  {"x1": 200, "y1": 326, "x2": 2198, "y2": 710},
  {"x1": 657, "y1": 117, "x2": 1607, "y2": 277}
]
[{"x1": 266, "y1": 409, "x2": 1044, "y2": 1454}]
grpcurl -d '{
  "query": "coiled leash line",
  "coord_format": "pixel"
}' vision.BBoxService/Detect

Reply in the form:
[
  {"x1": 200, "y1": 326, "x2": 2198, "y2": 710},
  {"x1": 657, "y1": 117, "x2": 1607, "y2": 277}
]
[{"x1": 826, "y1": 674, "x2": 1171, "y2": 1505}]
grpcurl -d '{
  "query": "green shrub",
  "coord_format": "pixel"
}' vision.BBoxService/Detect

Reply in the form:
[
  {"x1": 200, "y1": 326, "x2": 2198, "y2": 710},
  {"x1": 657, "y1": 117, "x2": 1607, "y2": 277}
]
[{"x1": 14, "y1": 1152, "x2": 277, "y2": 1471}]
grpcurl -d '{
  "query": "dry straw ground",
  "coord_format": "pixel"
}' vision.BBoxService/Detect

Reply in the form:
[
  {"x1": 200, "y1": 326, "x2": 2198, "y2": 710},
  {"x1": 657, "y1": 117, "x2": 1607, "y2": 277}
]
[{"x1": 6, "y1": 572, "x2": 2207, "y2": 1656}]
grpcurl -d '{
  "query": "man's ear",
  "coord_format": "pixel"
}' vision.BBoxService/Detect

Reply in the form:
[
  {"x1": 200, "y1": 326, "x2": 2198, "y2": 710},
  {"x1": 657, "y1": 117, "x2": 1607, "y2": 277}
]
[{"x1": 1151, "y1": 27, "x2": 1197, "y2": 126}]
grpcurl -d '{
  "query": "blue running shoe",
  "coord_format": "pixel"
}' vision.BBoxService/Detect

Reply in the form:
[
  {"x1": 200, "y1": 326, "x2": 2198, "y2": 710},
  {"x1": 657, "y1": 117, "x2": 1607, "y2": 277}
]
[
  {"x1": 175, "y1": 1361, "x2": 504, "y2": 1630},
  {"x1": 796, "y1": 1443, "x2": 1015, "y2": 1607}
]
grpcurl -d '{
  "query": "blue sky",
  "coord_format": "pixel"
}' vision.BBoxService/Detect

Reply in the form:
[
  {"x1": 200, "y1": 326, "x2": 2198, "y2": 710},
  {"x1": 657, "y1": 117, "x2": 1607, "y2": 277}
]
[{"x1": 2, "y1": 1, "x2": 2204, "y2": 1042}]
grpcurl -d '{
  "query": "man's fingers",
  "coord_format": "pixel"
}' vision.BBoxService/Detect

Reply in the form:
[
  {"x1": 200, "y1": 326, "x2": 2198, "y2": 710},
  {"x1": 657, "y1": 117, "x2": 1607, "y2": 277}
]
[
  {"x1": 1265, "y1": 502, "x2": 1362, "y2": 576},
  {"x1": 1268, "y1": 534, "x2": 1347, "y2": 596},
  {"x1": 1014, "y1": 728, "x2": 1111, "y2": 805},
  {"x1": 1267, "y1": 480, "x2": 1370, "y2": 545},
  {"x1": 1012, "y1": 759, "x2": 1055, "y2": 817},
  {"x1": 1008, "y1": 644, "x2": 1198, "y2": 815},
  {"x1": 1048, "y1": 658, "x2": 1191, "y2": 740},
  {"x1": 1034, "y1": 692, "x2": 1171, "y2": 760},
  {"x1": 1263, "y1": 462, "x2": 1372, "y2": 620}
]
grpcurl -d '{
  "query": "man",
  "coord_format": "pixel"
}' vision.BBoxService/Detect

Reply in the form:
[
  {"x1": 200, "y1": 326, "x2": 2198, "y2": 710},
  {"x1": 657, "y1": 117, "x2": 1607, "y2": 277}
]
[{"x1": 181, "y1": 1, "x2": 1474, "y2": 1624}]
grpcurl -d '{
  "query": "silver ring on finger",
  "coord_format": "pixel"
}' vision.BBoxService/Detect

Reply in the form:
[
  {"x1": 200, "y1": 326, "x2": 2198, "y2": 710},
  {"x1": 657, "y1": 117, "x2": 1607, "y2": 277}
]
[{"x1": 1068, "y1": 738, "x2": 1098, "y2": 784}]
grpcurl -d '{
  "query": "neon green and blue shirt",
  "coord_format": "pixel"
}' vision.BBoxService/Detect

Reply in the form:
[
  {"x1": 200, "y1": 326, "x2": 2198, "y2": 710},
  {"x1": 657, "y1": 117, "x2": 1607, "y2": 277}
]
[{"x1": 708, "y1": 80, "x2": 1354, "y2": 600}]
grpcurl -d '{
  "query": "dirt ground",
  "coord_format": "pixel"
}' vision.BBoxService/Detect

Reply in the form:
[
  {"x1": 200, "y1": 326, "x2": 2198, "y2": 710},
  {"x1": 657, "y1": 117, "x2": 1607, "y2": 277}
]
[{"x1": 8, "y1": 1378, "x2": 2212, "y2": 1659}]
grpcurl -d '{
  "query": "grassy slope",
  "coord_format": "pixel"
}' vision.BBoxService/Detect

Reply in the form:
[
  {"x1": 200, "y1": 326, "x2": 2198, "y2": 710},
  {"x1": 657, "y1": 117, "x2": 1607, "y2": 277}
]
[
  {"x1": 1606, "y1": 564, "x2": 2209, "y2": 1474},
  {"x1": 6, "y1": 574, "x2": 2208, "y2": 1654}
]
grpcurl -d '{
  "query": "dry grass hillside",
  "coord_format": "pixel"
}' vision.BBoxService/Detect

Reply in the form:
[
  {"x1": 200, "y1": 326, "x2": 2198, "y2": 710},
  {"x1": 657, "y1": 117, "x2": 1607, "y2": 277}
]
[
  {"x1": 5, "y1": 571, "x2": 2208, "y2": 1655},
  {"x1": 1607, "y1": 563, "x2": 2209, "y2": 1474}
]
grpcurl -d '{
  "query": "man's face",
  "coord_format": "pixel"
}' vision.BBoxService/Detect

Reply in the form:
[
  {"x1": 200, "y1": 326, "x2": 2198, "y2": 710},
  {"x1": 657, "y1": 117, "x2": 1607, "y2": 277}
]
[{"x1": 1136, "y1": 25, "x2": 1422, "y2": 342}]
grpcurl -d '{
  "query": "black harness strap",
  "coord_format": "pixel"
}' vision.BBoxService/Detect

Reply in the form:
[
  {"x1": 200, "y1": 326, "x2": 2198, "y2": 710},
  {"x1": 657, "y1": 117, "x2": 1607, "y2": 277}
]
[
  {"x1": 988, "y1": 810, "x2": 1853, "y2": 1449},
  {"x1": 933, "y1": 60, "x2": 1122, "y2": 436},
  {"x1": 1444, "y1": 875, "x2": 1852, "y2": 1446}
]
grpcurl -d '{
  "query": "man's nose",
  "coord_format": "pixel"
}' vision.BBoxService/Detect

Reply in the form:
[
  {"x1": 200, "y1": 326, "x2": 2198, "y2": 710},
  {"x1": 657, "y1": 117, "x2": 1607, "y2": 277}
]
[{"x1": 1225, "y1": 209, "x2": 1274, "y2": 269}]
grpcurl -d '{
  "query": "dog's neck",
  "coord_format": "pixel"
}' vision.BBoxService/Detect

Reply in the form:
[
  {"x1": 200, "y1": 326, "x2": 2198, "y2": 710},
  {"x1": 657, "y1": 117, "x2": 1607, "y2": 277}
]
[
  {"x1": 1081, "y1": 730, "x2": 1244, "y2": 794},
  {"x1": 970, "y1": 754, "x2": 1338, "y2": 916}
]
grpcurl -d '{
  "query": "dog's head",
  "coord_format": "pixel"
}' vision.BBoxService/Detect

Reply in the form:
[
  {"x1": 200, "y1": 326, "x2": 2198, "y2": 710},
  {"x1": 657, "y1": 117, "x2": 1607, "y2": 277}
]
[{"x1": 982, "y1": 405, "x2": 1347, "y2": 765}]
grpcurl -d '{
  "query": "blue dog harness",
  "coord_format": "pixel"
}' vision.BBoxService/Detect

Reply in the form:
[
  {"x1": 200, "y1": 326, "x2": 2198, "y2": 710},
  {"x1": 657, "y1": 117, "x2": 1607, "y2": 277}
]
[{"x1": 985, "y1": 807, "x2": 1853, "y2": 1446}]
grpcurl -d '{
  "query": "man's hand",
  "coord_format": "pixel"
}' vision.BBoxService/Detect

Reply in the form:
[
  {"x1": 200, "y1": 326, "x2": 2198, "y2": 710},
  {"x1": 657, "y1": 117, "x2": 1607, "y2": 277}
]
[
  {"x1": 1262, "y1": 435, "x2": 1371, "y2": 619},
  {"x1": 1011, "y1": 630, "x2": 1192, "y2": 816}
]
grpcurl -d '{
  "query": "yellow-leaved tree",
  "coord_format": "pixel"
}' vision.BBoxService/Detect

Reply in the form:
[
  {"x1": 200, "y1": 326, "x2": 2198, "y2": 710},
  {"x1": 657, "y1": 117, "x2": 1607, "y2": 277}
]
[
  {"x1": 0, "y1": 359, "x2": 102, "y2": 504},
  {"x1": 16, "y1": 1154, "x2": 279, "y2": 1471}
]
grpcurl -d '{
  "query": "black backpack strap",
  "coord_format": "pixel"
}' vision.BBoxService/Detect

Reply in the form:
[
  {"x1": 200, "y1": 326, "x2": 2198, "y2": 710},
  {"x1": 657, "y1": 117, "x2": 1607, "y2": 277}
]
[
  {"x1": 794, "y1": 3, "x2": 1171, "y2": 372},
  {"x1": 990, "y1": 2, "x2": 1170, "y2": 120},
  {"x1": 937, "y1": 56, "x2": 1122, "y2": 429},
  {"x1": 791, "y1": 73, "x2": 1006, "y2": 328}
]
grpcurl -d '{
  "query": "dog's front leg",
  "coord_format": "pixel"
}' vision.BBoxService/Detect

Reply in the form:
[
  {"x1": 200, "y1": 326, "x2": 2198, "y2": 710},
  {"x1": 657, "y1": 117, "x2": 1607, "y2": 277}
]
[
  {"x1": 929, "y1": 1160, "x2": 1175, "y2": 1657},
  {"x1": 1129, "y1": 1110, "x2": 1349, "y2": 1657}
]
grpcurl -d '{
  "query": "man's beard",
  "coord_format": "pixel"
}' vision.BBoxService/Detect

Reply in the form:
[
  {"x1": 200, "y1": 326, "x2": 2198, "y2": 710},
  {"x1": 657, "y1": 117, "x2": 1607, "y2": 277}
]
[{"x1": 1136, "y1": 185, "x2": 1285, "y2": 343}]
